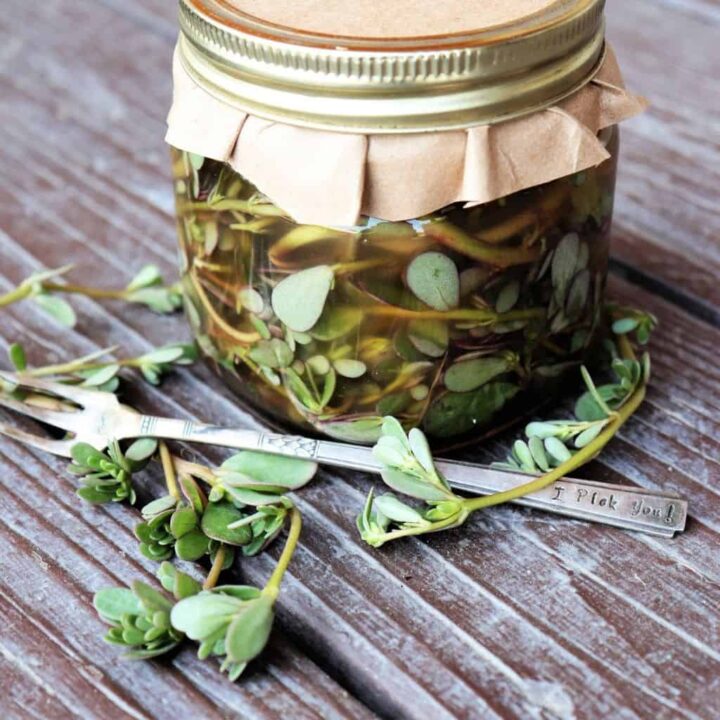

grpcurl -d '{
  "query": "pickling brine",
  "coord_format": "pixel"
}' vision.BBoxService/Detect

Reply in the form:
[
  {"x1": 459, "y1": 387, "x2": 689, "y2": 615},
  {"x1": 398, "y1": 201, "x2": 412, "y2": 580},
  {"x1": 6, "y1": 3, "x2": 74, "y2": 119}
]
[{"x1": 171, "y1": 127, "x2": 618, "y2": 446}]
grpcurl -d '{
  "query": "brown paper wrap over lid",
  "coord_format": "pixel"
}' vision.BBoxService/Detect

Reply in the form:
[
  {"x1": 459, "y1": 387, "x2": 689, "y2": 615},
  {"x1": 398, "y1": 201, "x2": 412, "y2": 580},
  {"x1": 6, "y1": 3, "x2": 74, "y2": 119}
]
[{"x1": 166, "y1": 0, "x2": 647, "y2": 226}]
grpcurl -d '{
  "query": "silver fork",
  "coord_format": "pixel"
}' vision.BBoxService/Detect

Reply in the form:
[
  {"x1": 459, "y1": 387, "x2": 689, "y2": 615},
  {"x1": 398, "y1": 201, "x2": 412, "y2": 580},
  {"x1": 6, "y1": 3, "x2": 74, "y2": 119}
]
[{"x1": 0, "y1": 370, "x2": 687, "y2": 537}]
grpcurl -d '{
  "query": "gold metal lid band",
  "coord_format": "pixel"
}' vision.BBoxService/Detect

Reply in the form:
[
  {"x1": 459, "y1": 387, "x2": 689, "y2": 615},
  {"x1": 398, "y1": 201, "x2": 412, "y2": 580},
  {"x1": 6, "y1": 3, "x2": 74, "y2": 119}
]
[{"x1": 177, "y1": 0, "x2": 607, "y2": 133}]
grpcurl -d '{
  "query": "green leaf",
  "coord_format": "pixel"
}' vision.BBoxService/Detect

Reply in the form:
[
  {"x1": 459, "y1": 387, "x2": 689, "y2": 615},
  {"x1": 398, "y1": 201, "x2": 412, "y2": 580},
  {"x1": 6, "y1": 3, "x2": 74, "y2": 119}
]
[
  {"x1": 372, "y1": 435, "x2": 410, "y2": 468},
  {"x1": 306, "y1": 355, "x2": 330, "y2": 375},
  {"x1": 512, "y1": 440, "x2": 537, "y2": 473},
  {"x1": 80, "y1": 364, "x2": 120, "y2": 388},
  {"x1": 525, "y1": 422, "x2": 564, "y2": 439},
  {"x1": 443, "y1": 356, "x2": 513, "y2": 392},
  {"x1": 125, "y1": 438, "x2": 158, "y2": 463},
  {"x1": 574, "y1": 422, "x2": 606, "y2": 448},
  {"x1": 128, "y1": 287, "x2": 182, "y2": 314},
  {"x1": 612, "y1": 317, "x2": 639, "y2": 335},
  {"x1": 551, "y1": 233, "x2": 579, "y2": 297},
  {"x1": 34, "y1": 294, "x2": 76, "y2": 327},
  {"x1": 225, "y1": 596, "x2": 274, "y2": 664},
  {"x1": 142, "y1": 346, "x2": 185, "y2": 364},
  {"x1": 319, "y1": 416, "x2": 384, "y2": 443},
  {"x1": 8, "y1": 343, "x2": 26, "y2": 371},
  {"x1": 376, "y1": 390, "x2": 411, "y2": 416},
  {"x1": 175, "y1": 572, "x2": 203, "y2": 600},
  {"x1": 380, "y1": 468, "x2": 449, "y2": 502},
  {"x1": 528, "y1": 436, "x2": 550, "y2": 472},
  {"x1": 127, "y1": 265, "x2": 162, "y2": 291},
  {"x1": 333, "y1": 359, "x2": 367, "y2": 379},
  {"x1": 495, "y1": 281, "x2": 520, "y2": 313},
  {"x1": 214, "y1": 586, "x2": 263, "y2": 601},
  {"x1": 220, "y1": 451, "x2": 318, "y2": 491},
  {"x1": 70, "y1": 442, "x2": 106, "y2": 469},
  {"x1": 407, "y1": 319, "x2": 448, "y2": 358},
  {"x1": 407, "y1": 428, "x2": 435, "y2": 476},
  {"x1": 175, "y1": 529, "x2": 210, "y2": 561},
  {"x1": 238, "y1": 286, "x2": 265, "y2": 314},
  {"x1": 381, "y1": 417, "x2": 411, "y2": 449},
  {"x1": 393, "y1": 328, "x2": 428, "y2": 362},
  {"x1": 309, "y1": 306, "x2": 363, "y2": 341},
  {"x1": 130, "y1": 581, "x2": 173, "y2": 613},
  {"x1": 248, "y1": 339, "x2": 294, "y2": 369},
  {"x1": 156, "y1": 562, "x2": 177, "y2": 593},
  {"x1": 423, "y1": 382, "x2": 519, "y2": 438},
  {"x1": 157, "y1": 562, "x2": 205, "y2": 600},
  {"x1": 565, "y1": 269, "x2": 590, "y2": 320},
  {"x1": 373, "y1": 494, "x2": 427, "y2": 524},
  {"x1": 77, "y1": 486, "x2": 113, "y2": 504},
  {"x1": 123, "y1": 643, "x2": 180, "y2": 660},
  {"x1": 180, "y1": 475, "x2": 206, "y2": 514},
  {"x1": 224, "y1": 486, "x2": 284, "y2": 507},
  {"x1": 142, "y1": 495, "x2": 177, "y2": 519},
  {"x1": 319, "y1": 367, "x2": 337, "y2": 408},
  {"x1": 201, "y1": 501, "x2": 253, "y2": 546},
  {"x1": 406, "y1": 252, "x2": 459, "y2": 311},
  {"x1": 170, "y1": 505, "x2": 198, "y2": 538},
  {"x1": 171, "y1": 594, "x2": 240, "y2": 640},
  {"x1": 271, "y1": 265, "x2": 334, "y2": 332},
  {"x1": 574, "y1": 392, "x2": 609, "y2": 422},
  {"x1": 94, "y1": 588, "x2": 142, "y2": 622},
  {"x1": 544, "y1": 437, "x2": 573, "y2": 464}
]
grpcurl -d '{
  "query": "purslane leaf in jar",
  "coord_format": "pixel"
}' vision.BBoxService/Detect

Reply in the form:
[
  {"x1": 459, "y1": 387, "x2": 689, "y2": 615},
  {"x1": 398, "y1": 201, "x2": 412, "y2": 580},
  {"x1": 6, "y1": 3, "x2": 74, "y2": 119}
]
[
  {"x1": 443, "y1": 354, "x2": 516, "y2": 393},
  {"x1": 405, "y1": 251, "x2": 460, "y2": 311},
  {"x1": 271, "y1": 265, "x2": 334, "y2": 332},
  {"x1": 423, "y1": 382, "x2": 520, "y2": 438}
]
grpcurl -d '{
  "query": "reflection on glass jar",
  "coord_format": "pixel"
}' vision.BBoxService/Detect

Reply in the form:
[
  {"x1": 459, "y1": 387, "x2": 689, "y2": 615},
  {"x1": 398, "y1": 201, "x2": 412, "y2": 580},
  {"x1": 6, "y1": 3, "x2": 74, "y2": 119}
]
[{"x1": 171, "y1": 127, "x2": 618, "y2": 446}]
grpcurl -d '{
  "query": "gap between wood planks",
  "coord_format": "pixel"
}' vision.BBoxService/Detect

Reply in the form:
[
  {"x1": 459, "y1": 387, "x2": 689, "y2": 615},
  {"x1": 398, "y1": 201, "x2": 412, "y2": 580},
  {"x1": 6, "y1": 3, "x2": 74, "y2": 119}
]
[{"x1": 610, "y1": 257, "x2": 720, "y2": 329}]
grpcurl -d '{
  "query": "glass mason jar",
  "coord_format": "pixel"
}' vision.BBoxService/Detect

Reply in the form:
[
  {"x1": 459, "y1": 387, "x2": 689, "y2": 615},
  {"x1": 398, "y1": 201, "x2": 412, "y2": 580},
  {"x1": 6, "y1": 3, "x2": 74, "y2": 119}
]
[
  {"x1": 171, "y1": 126, "x2": 618, "y2": 445},
  {"x1": 166, "y1": 0, "x2": 640, "y2": 446}
]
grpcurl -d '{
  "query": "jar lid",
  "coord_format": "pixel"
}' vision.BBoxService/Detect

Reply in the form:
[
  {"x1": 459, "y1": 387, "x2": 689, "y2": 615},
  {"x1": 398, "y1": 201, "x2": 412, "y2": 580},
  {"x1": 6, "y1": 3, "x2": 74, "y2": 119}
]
[{"x1": 178, "y1": 0, "x2": 606, "y2": 132}]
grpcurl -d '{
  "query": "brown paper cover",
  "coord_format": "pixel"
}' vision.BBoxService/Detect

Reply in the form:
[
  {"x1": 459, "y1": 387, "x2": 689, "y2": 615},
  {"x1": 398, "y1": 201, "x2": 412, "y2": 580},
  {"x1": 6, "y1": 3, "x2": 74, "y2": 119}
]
[{"x1": 166, "y1": 46, "x2": 646, "y2": 226}]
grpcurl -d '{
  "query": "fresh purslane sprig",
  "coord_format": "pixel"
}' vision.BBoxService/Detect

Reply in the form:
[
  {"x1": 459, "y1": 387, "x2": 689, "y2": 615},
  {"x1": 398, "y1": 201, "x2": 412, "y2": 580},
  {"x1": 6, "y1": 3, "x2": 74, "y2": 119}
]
[
  {"x1": 68, "y1": 438, "x2": 158, "y2": 505},
  {"x1": 0, "y1": 265, "x2": 77, "y2": 326},
  {"x1": 606, "y1": 304, "x2": 657, "y2": 345},
  {"x1": 95, "y1": 493, "x2": 304, "y2": 679},
  {"x1": 170, "y1": 507, "x2": 302, "y2": 681},
  {"x1": 140, "y1": 449, "x2": 317, "y2": 562},
  {"x1": 76, "y1": 433, "x2": 315, "y2": 680},
  {"x1": 5, "y1": 340, "x2": 198, "y2": 389},
  {"x1": 94, "y1": 563, "x2": 200, "y2": 660},
  {"x1": 361, "y1": 310, "x2": 653, "y2": 546},
  {"x1": 0, "y1": 264, "x2": 182, "y2": 327},
  {"x1": 358, "y1": 417, "x2": 470, "y2": 546}
]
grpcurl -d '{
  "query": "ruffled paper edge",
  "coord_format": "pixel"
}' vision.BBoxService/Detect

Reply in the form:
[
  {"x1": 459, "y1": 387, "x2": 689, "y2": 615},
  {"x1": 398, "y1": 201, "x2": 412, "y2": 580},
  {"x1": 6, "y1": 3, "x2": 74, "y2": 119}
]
[{"x1": 166, "y1": 45, "x2": 647, "y2": 226}]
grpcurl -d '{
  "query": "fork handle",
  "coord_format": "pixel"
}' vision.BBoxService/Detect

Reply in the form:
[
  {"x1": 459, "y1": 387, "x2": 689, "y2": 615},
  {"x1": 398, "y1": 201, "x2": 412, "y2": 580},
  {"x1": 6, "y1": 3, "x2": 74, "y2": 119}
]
[{"x1": 139, "y1": 417, "x2": 687, "y2": 538}]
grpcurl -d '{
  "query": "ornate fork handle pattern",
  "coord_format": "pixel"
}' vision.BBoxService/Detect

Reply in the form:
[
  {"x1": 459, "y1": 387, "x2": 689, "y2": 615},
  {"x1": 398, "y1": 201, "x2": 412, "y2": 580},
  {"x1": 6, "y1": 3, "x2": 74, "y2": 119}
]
[{"x1": 258, "y1": 434, "x2": 320, "y2": 459}]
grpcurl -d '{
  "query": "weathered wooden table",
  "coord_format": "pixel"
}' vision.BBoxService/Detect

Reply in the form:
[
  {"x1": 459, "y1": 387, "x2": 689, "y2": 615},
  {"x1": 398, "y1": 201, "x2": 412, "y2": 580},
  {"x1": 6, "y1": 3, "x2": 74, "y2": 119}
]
[{"x1": 1, "y1": 1, "x2": 718, "y2": 718}]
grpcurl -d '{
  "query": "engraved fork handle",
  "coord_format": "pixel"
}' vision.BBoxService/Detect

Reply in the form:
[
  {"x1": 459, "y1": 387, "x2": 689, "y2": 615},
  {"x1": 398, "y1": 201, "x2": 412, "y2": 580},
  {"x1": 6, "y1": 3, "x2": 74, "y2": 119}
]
[{"x1": 135, "y1": 417, "x2": 687, "y2": 538}]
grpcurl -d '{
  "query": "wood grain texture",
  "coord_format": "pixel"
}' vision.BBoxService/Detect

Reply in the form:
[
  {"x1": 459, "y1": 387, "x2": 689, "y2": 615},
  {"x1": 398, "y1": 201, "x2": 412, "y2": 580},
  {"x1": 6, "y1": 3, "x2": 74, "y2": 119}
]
[{"x1": 0, "y1": 0, "x2": 718, "y2": 719}]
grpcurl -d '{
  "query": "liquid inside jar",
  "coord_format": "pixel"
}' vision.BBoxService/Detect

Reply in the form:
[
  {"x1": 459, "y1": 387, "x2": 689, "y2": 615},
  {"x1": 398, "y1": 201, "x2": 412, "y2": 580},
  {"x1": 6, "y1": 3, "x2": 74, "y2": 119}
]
[{"x1": 171, "y1": 128, "x2": 618, "y2": 446}]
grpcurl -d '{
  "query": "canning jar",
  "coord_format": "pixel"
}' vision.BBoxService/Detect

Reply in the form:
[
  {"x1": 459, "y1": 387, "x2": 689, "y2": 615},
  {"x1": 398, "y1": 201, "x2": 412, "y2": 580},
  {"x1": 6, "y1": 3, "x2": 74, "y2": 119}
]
[{"x1": 167, "y1": 0, "x2": 645, "y2": 445}]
